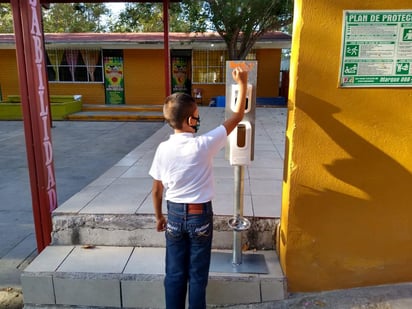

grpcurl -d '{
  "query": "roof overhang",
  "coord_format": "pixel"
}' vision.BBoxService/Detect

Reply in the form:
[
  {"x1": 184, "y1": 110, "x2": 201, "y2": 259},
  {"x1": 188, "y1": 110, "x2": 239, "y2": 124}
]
[{"x1": 0, "y1": 32, "x2": 292, "y2": 50}]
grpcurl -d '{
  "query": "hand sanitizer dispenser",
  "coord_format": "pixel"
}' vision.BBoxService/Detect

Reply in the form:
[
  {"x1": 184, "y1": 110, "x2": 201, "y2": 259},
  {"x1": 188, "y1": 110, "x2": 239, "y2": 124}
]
[
  {"x1": 230, "y1": 84, "x2": 253, "y2": 114},
  {"x1": 225, "y1": 60, "x2": 257, "y2": 163},
  {"x1": 229, "y1": 121, "x2": 252, "y2": 166}
]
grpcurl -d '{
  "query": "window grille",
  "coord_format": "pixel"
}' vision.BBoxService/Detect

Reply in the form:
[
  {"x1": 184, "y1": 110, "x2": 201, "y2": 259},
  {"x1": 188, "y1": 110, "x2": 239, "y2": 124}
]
[{"x1": 192, "y1": 49, "x2": 256, "y2": 84}]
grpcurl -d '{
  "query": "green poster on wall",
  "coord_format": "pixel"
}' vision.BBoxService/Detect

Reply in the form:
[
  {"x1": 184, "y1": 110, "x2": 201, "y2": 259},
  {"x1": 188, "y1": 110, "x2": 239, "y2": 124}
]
[
  {"x1": 104, "y1": 56, "x2": 125, "y2": 104},
  {"x1": 171, "y1": 56, "x2": 191, "y2": 94},
  {"x1": 339, "y1": 10, "x2": 412, "y2": 87}
]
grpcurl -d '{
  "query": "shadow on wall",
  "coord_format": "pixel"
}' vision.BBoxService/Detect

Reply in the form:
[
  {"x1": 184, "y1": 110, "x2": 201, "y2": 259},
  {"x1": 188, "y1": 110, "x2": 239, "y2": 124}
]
[{"x1": 288, "y1": 91, "x2": 412, "y2": 291}]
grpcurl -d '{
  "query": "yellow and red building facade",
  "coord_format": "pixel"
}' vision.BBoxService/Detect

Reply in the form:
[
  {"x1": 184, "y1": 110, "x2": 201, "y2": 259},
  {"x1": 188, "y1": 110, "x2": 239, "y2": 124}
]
[{"x1": 0, "y1": 32, "x2": 291, "y2": 105}]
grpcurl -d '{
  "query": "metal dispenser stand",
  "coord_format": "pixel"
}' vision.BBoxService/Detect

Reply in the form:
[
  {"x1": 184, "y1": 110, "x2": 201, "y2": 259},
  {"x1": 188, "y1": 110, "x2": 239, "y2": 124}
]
[{"x1": 210, "y1": 61, "x2": 268, "y2": 274}]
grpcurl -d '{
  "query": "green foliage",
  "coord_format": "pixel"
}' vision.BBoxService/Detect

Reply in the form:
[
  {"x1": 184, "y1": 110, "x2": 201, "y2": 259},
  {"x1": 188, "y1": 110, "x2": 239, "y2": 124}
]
[
  {"x1": 0, "y1": 1, "x2": 293, "y2": 61},
  {"x1": 109, "y1": 0, "x2": 293, "y2": 59},
  {"x1": 111, "y1": 3, "x2": 163, "y2": 32},
  {"x1": 110, "y1": 1, "x2": 208, "y2": 33},
  {"x1": 0, "y1": 3, "x2": 13, "y2": 33},
  {"x1": 42, "y1": 3, "x2": 109, "y2": 33},
  {"x1": 205, "y1": 0, "x2": 293, "y2": 59},
  {"x1": 178, "y1": 0, "x2": 209, "y2": 32}
]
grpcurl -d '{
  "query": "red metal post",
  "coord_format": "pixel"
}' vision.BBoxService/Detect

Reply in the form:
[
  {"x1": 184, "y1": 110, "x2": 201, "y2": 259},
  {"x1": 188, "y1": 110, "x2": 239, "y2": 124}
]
[
  {"x1": 10, "y1": 0, "x2": 57, "y2": 253},
  {"x1": 163, "y1": 0, "x2": 171, "y2": 96}
]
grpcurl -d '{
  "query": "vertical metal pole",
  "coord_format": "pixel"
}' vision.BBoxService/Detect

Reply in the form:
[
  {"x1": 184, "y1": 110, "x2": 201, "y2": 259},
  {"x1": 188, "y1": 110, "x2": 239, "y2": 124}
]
[
  {"x1": 11, "y1": 0, "x2": 57, "y2": 252},
  {"x1": 233, "y1": 165, "x2": 245, "y2": 265},
  {"x1": 163, "y1": 0, "x2": 171, "y2": 96}
]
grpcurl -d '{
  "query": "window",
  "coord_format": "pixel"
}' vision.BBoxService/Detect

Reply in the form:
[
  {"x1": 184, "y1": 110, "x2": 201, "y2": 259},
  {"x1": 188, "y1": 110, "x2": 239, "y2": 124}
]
[
  {"x1": 192, "y1": 49, "x2": 256, "y2": 84},
  {"x1": 46, "y1": 49, "x2": 103, "y2": 83}
]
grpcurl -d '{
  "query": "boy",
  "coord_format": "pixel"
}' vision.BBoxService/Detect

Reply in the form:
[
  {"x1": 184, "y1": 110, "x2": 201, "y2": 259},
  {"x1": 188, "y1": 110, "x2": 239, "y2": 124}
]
[{"x1": 149, "y1": 67, "x2": 248, "y2": 309}]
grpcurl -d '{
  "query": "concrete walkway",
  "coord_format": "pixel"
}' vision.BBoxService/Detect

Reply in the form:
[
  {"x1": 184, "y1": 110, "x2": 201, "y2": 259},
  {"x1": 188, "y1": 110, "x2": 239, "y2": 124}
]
[
  {"x1": 0, "y1": 120, "x2": 164, "y2": 289},
  {"x1": 54, "y1": 106, "x2": 286, "y2": 219},
  {"x1": 5, "y1": 106, "x2": 412, "y2": 308},
  {"x1": 47, "y1": 106, "x2": 286, "y2": 253},
  {"x1": 18, "y1": 106, "x2": 288, "y2": 309},
  {"x1": 0, "y1": 106, "x2": 287, "y2": 308}
]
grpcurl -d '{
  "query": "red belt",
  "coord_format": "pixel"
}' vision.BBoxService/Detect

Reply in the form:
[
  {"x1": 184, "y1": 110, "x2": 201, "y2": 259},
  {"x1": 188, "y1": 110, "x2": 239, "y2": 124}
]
[{"x1": 187, "y1": 203, "x2": 204, "y2": 214}]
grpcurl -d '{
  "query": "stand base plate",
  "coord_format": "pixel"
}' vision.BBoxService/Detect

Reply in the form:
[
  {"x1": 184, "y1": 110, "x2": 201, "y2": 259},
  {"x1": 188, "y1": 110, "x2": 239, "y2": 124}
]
[{"x1": 210, "y1": 251, "x2": 268, "y2": 274}]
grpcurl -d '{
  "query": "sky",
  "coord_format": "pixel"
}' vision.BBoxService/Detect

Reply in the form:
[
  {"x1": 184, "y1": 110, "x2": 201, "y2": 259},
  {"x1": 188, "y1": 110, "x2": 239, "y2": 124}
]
[{"x1": 106, "y1": 2, "x2": 126, "y2": 16}]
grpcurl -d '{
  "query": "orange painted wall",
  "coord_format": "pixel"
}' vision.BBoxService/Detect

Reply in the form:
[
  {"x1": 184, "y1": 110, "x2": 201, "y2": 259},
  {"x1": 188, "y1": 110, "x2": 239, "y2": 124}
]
[
  {"x1": 192, "y1": 84, "x2": 225, "y2": 105},
  {"x1": 0, "y1": 50, "x2": 104, "y2": 103},
  {"x1": 50, "y1": 49, "x2": 166, "y2": 105},
  {"x1": 0, "y1": 47, "x2": 283, "y2": 105},
  {"x1": 0, "y1": 50, "x2": 19, "y2": 99},
  {"x1": 280, "y1": 0, "x2": 412, "y2": 292},
  {"x1": 123, "y1": 49, "x2": 166, "y2": 105},
  {"x1": 48, "y1": 83, "x2": 104, "y2": 104}
]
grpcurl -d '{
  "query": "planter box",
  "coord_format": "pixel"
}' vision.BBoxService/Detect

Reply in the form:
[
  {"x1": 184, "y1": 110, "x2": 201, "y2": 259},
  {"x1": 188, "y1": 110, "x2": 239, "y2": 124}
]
[{"x1": 0, "y1": 95, "x2": 82, "y2": 120}]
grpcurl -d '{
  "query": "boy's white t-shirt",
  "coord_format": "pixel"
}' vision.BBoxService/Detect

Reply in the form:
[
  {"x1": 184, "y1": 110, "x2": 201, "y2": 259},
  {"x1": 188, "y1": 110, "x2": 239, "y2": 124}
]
[{"x1": 149, "y1": 125, "x2": 227, "y2": 203}]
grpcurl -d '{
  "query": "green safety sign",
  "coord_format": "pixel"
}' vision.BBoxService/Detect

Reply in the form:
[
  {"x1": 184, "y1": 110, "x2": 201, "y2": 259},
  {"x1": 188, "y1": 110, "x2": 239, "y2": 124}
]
[{"x1": 339, "y1": 10, "x2": 412, "y2": 87}]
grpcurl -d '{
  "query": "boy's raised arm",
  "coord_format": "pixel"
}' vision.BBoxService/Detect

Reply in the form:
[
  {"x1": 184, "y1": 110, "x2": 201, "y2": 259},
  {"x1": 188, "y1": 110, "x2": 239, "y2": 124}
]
[{"x1": 222, "y1": 67, "x2": 249, "y2": 135}]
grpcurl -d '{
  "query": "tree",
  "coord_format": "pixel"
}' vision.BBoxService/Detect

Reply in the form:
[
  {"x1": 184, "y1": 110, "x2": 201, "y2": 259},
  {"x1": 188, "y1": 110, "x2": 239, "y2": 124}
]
[
  {"x1": 0, "y1": 3, "x2": 13, "y2": 33},
  {"x1": 205, "y1": 0, "x2": 293, "y2": 59},
  {"x1": 42, "y1": 3, "x2": 109, "y2": 33},
  {"x1": 110, "y1": 1, "x2": 208, "y2": 33},
  {"x1": 110, "y1": 0, "x2": 292, "y2": 60}
]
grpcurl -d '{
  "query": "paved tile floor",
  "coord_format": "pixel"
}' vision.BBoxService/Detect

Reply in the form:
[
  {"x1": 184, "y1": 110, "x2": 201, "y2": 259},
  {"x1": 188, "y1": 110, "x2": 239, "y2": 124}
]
[
  {"x1": 0, "y1": 120, "x2": 164, "y2": 288},
  {"x1": 56, "y1": 106, "x2": 287, "y2": 219},
  {"x1": 0, "y1": 107, "x2": 287, "y2": 290}
]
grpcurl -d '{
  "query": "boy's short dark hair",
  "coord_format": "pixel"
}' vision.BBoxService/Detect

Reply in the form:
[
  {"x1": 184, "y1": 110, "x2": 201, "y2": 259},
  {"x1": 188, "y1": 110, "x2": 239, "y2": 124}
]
[{"x1": 163, "y1": 93, "x2": 197, "y2": 129}]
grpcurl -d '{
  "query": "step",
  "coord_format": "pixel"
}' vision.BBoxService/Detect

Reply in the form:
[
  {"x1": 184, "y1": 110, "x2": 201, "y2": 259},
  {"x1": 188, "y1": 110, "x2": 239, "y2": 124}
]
[
  {"x1": 51, "y1": 108, "x2": 283, "y2": 250},
  {"x1": 22, "y1": 107, "x2": 287, "y2": 308},
  {"x1": 66, "y1": 110, "x2": 164, "y2": 122},
  {"x1": 82, "y1": 104, "x2": 163, "y2": 112},
  {"x1": 51, "y1": 212, "x2": 278, "y2": 250},
  {"x1": 21, "y1": 246, "x2": 286, "y2": 308},
  {"x1": 66, "y1": 104, "x2": 165, "y2": 122}
]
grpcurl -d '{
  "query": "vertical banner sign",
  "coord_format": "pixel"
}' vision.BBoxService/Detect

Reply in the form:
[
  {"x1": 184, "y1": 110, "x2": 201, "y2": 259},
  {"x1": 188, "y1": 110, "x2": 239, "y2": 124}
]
[
  {"x1": 171, "y1": 56, "x2": 190, "y2": 94},
  {"x1": 104, "y1": 56, "x2": 125, "y2": 104},
  {"x1": 340, "y1": 10, "x2": 412, "y2": 87},
  {"x1": 11, "y1": 0, "x2": 57, "y2": 252}
]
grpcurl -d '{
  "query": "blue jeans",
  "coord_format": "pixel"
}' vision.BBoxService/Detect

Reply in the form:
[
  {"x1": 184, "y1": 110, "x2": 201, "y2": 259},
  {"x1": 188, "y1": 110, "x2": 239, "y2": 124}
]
[{"x1": 165, "y1": 201, "x2": 213, "y2": 309}]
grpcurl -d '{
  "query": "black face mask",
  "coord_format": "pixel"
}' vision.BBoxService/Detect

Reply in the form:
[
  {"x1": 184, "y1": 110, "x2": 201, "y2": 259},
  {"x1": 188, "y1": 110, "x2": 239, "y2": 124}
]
[{"x1": 188, "y1": 116, "x2": 200, "y2": 133}]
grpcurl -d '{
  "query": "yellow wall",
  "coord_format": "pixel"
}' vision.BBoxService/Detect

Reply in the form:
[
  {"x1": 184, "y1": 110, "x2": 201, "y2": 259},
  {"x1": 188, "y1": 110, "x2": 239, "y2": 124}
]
[
  {"x1": 123, "y1": 49, "x2": 166, "y2": 105},
  {"x1": 0, "y1": 50, "x2": 19, "y2": 99},
  {"x1": 0, "y1": 47, "x2": 283, "y2": 105},
  {"x1": 48, "y1": 49, "x2": 167, "y2": 105},
  {"x1": 48, "y1": 83, "x2": 104, "y2": 104},
  {"x1": 280, "y1": 0, "x2": 412, "y2": 292},
  {"x1": 194, "y1": 84, "x2": 225, "y2": 105}
]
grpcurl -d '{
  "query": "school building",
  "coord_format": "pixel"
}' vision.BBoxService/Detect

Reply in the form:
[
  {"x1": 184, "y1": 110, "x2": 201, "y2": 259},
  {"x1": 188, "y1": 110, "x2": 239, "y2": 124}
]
[{"x1": 0, "y1": 32, "x2": 291, "y2": 107}]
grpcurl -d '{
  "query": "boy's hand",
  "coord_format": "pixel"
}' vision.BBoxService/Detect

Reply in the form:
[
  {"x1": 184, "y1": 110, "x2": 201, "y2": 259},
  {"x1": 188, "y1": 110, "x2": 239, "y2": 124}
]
[
  {"x1": 222, "y1": 66, "x2": 249, "y2": 135},
  {"x1": 232, "y1": 67, "x2": 248, "y2": 85},
  {"x1": 156, "y1": 215, "x2": 166, "y2": 232}
]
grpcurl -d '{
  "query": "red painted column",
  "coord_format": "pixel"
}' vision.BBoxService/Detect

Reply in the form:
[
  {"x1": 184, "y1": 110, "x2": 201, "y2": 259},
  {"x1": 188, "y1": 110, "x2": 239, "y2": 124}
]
[
  {"x1": 163, "y1": 0, "x2": 171, "y2": 96},
  {"x1": 11, "y1": 0, "x2": 57, "y2": 253}
]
